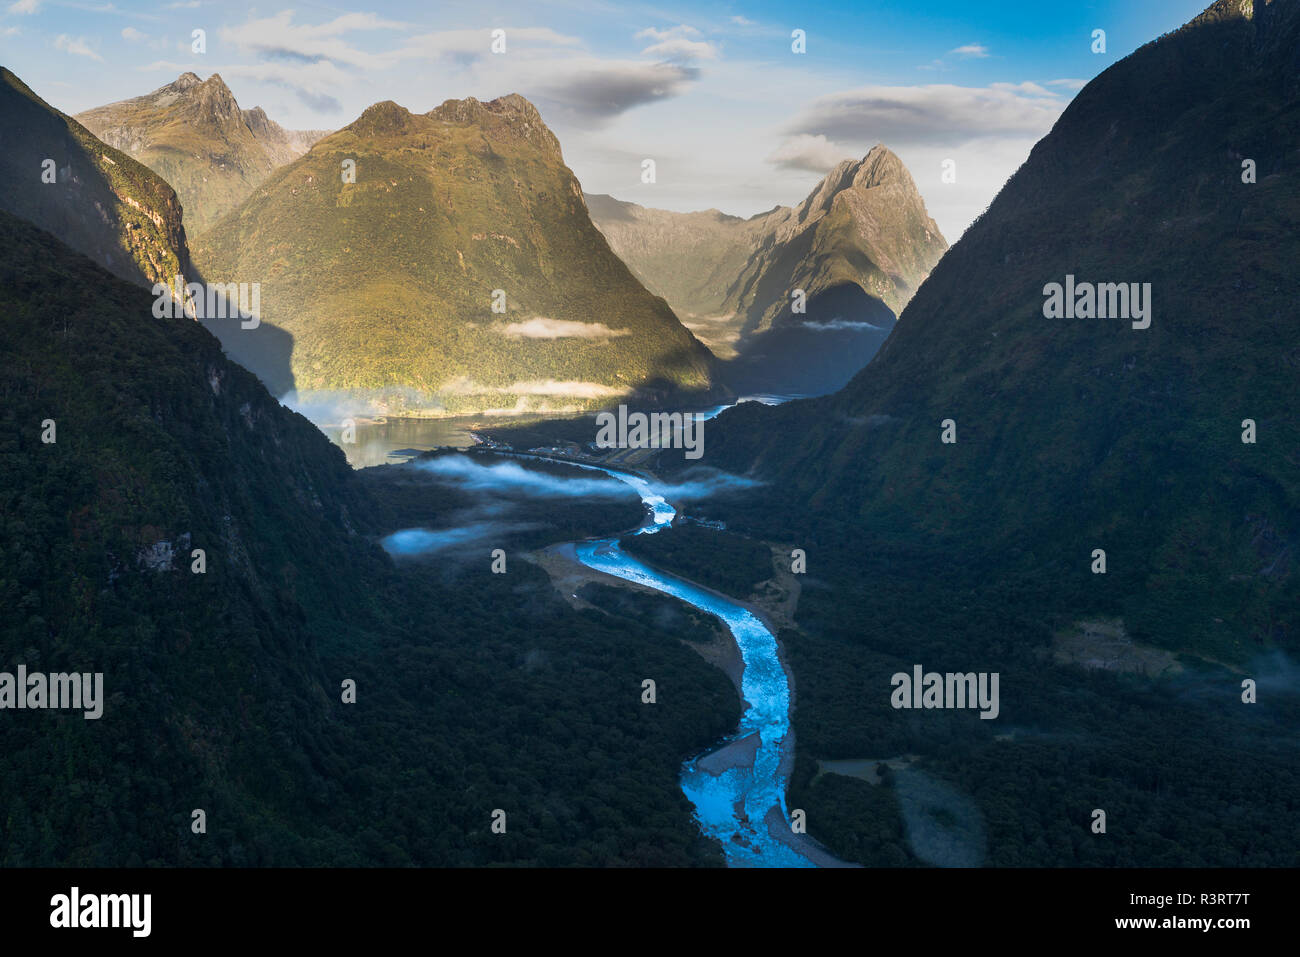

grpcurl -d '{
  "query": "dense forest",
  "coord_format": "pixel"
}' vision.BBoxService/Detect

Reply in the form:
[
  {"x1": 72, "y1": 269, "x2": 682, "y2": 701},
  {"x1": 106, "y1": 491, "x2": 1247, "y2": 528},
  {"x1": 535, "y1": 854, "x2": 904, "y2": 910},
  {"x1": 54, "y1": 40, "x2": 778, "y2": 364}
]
[{"x1": 0, "y1": 210, "x2": 740, "y2": 866}]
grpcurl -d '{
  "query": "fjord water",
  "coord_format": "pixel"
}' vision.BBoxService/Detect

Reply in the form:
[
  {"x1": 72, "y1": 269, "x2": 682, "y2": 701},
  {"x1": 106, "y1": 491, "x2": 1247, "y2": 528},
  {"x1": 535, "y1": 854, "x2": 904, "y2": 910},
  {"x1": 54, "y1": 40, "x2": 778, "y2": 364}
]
[
  {"x1": 317, "y1": 395, "x2": 800, "y2": 467},
  {"x1": 572, "y1": 464, "x2": 816, "y2": 867}
]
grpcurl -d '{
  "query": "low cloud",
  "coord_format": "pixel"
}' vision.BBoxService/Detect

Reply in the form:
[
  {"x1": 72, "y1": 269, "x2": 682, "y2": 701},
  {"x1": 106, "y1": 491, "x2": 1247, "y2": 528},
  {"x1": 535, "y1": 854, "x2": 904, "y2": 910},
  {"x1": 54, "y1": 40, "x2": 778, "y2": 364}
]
[
  {"x1": 767, "y1": 133, "x2": 853, "y2": 173},
  {"x1": 496, "y1": 317, "x2": 630, "y2": 340},
  {"x1": 442, "y1": 378, "x2": 627, "y2": 399},
  {"x1": 949, "y1": 44, "x2": 990, "y2": 58},
  {"x1": 414, "y1": 455, "x2": 634, "y2": 499},
  {"x1": 411, "y1": 454, "x2": 760, "y2": 503},
  {"x1": 1048, "y1": 78, "x2": 1088, "y2": 91},
  {"x1": 121, "y1": 27, "x2": 146, "y2": 42},
  {"x1": 381, "y1": 521, "x2": 537, "y2": 556},
  {"x1": 8, "y1": 0, "x2": 40, "y2": 14},
  {"x1": 802, "y1": 318, "x2": 888, "y2": 332}
]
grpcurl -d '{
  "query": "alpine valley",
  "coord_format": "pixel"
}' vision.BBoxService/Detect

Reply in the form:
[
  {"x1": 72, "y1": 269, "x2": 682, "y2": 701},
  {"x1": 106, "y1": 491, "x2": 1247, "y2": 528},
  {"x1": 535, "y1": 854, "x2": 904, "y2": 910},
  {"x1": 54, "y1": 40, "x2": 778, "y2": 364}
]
[{"x1": 0, "y1": 0, "x2": 1296, "y2": 877}]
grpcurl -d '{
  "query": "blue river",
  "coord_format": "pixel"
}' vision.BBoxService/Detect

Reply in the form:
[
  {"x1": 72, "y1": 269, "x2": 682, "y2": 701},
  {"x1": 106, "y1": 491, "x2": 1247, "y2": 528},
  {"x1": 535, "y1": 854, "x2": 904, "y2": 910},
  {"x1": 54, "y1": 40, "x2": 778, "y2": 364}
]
[{"x1": 568, "y1": 463, "x2": 817, "y2": 867}]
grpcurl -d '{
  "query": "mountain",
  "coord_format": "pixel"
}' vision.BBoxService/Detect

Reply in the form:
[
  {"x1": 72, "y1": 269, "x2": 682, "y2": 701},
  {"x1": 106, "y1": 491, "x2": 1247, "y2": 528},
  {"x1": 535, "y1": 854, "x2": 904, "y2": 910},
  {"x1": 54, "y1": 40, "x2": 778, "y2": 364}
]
[
  {"x1": 701, "y1": 0, "x2": 1299, "y2": 659},
  {"x1": 0, "y1": 66, "x2": 191, "y2": 292},
  {"x1": 587, "y1": 146, "x2": 948, "y2": 394},
  {"x1": 191, "y1": 94, "x2": 723, "y2": 415},
  {"x1": 0, "y1": 206, "x2": 737, "y2": 866},
  {"x1": 76, "y1": 73, "x2": 328, "y2": 236}
]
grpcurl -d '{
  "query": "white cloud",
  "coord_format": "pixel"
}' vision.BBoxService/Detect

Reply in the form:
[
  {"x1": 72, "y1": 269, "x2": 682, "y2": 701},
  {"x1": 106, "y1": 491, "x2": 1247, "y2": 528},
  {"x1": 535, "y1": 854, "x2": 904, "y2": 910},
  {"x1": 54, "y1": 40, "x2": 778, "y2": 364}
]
[
  {"x1": 7, "y1": 0, "x2": 40, "y2": 14},
  {"x1": 767, "y1": 133, "x2": 853, "y2": 174},
  {"x1": 444, "y1": 378, "x2": 627, "y2": 398},
  {"x1": 1048, "y1": 77, "x2": 1088, "y2": 90},
  {"x1": 635, "y1": 25, "x2": 717, "y2": 61},
  {"x1": 786, "y1": 82, "x2": 1064, "y2": 147},
  {"x1": 803, "y1": 318, "x2": 887, "y2": 332},
  {"x1": 121, "y1": 26, "x2": 145, "y2": 42},
  {"x1": 730, "y1": 16, "x2": 755, "y2": 27},
  {"x1": 219, "y1": 11, "x2": 408, "y2": 71},
  {"x1": 950, "y1": 44, "x2": 990, "y2": 58},
  {"x1": 495, "y1": 318, "x2": 630, "y2": 340},
  {"x1": 397, "y1": 25, "x2": 580, "y2": 63},
  {"x1": 990, "y1": 80, "x2": 1055, "y2": 97},
  {"x1": 54, "y1": 35, "x2": 104, "y2": 61}
]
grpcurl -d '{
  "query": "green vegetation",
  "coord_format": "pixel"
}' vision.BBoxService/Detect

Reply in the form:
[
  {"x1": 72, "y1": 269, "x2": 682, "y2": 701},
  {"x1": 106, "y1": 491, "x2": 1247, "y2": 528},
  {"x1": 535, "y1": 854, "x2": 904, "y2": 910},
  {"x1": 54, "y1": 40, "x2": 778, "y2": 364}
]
[
  {"x1": 76, "y1": 73, "x2": 326, "y2": 237},
  {"x1": 0, "y1": 210, "x2": 737, "y2": 866},
  {"x1": 193, "y1": 95, "x2": 721, "y2": 412},
  {"x1": 620, "y1": 525, "x2": 773, "y2": 599},
  {"x1": 787, "y1": 754, "x2": 916, "y2": 866},
  {"x1": 655, "y1": 0, "x2": 1300, "y2": 865},
  {"x1": 699, "y1": 0, "x2": 1300, "y2": 664},
  {"x1": 576, "y1": 582, "x2": 727, "y2": 645},
  {"x1": 0, "y1": 67, "x2": 191, "y2": 291}
]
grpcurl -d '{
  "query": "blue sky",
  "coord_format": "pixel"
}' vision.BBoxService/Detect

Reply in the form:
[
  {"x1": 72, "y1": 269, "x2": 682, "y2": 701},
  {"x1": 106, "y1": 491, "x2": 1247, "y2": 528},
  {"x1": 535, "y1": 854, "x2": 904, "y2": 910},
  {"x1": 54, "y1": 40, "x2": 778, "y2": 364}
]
[{"x1": 1, "y1": 0, "x2": 1212, "y2": 239}]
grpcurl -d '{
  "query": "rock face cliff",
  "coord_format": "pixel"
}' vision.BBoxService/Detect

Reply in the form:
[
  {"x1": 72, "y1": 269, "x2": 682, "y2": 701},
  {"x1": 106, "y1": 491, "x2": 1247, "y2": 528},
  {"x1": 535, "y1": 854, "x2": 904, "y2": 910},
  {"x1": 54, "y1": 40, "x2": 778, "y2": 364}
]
[
  {"x1": 588, "y1": 145, "x2": 947, "y2": 393},
  {"x1": 0, "y1": 67, "x2": 192, "y2": 292},
  {"x1": 77, "y1": 73, "x2": 328, "y2": 236}
]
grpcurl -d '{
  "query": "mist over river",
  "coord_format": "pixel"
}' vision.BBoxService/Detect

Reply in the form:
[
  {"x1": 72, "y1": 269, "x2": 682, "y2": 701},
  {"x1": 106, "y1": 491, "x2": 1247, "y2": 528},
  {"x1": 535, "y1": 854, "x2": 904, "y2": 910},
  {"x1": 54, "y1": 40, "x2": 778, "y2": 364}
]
[{"x1": 367, "y1": 393, "x2": 834, "y2": 866}]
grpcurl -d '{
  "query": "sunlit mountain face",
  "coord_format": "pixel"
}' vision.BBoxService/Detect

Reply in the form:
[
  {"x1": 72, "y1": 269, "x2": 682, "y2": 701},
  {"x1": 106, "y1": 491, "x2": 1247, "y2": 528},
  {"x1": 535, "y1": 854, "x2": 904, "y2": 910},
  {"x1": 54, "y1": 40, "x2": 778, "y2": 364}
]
[{"x1": 0, "y1": 1, "x2": 1294, "y2": 924}]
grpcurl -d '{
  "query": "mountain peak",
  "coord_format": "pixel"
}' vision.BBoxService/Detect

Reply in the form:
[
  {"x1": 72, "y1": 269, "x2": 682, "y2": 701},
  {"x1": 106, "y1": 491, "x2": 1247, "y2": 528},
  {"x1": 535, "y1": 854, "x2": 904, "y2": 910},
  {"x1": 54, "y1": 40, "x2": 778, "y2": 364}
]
[
  {"x1": 188, "y1": 72, "x2": 240, "y2": 124},
  {"x1": 428, "y1": 93, "x2": 561, "y2": 156},
  {"x1": 348, "y1": 100, "x2": 413, "y2": 136},
  {"x1": 75, "y1": 73, "x2": 327, "y2": 233},
  {"x1": 427, "y1": 92, "x2": 544, "y2": 125},
  {"x1": 790, "y1": 144, "x2": 919, "y2": 228},
  {"x1": 851, "y1": 144, "x2": 917, "y2": 192}
]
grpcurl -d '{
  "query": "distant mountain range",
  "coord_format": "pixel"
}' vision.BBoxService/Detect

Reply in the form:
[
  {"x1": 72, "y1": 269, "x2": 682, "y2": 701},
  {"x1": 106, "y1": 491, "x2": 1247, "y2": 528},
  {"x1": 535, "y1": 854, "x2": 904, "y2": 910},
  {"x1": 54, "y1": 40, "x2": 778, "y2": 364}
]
[
  {"x1": 77, "y1": 73, "x2": 328, "y2": 237},
  {"x1": 701, "y1": 0, "x2": 1299, "y2": 658},
  {"x1": 587, "y1": 146, "x2": 947, "y2": 394},
  {"x1": 25, "y1": 71, "x2": 950, "y2": 410},
  {"x1": 191, "y1": 94, "x2": 725, "y2": 416},
  {"x1": 0, "y1": 67, "x2": 192, "y2": 293}
]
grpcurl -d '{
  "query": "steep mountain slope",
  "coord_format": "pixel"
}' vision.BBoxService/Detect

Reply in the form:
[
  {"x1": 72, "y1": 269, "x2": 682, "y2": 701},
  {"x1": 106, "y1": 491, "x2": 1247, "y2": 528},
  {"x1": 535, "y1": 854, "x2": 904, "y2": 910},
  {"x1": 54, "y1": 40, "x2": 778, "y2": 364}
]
[
  {"x1": 0, "y1": 208, "x2": 737, "y2": 866},
  {"x1": 703, "y1": 0, "x2": 1299, "y2": 657},
  {"x1": 587, "y1": 146, "x2": 947, "y2": 393},
  {"x1": 77, "y1": 73, "x2": 328, "y2": 236},
  {"x1": 0, "y1": 67, "x2": 191, "y2": 291},
  {"x1": 192, "y1": 94, "x2": 722, "y2": 415}
]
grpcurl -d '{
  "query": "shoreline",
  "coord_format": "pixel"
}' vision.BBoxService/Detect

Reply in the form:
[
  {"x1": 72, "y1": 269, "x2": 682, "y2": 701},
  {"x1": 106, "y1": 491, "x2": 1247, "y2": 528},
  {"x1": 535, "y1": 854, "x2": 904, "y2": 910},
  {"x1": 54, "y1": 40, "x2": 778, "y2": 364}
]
[{"x1": 533, "y1": 528, "x2": 854, "y2": 869}]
